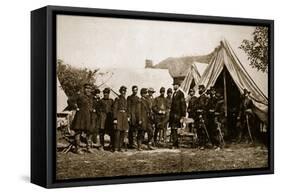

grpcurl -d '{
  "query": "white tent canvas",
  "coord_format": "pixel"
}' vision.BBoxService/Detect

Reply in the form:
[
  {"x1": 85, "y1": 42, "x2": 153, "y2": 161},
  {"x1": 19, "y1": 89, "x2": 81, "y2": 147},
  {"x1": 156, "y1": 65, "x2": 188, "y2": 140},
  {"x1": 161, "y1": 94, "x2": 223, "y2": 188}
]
[
  {"x1": 195, "y1": 40, "x2": 268, "y2": 123},
  {"x1": 95, "y1": 68, "x2": 173, "y2": 98},
  {"x1": 180, "y1": 63, "x2": 204, "y2": 95},
  {"x1": 57, "y1": 78, "x2": 68, "y2": 112}
]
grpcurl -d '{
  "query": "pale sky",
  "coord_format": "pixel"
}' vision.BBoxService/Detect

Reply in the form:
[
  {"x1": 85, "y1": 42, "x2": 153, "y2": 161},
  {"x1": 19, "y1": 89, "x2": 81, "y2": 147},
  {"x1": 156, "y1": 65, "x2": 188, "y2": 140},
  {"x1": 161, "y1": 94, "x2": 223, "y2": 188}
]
[{"x1": 57, "y1": 15, "x2": 268, "y2": 95}]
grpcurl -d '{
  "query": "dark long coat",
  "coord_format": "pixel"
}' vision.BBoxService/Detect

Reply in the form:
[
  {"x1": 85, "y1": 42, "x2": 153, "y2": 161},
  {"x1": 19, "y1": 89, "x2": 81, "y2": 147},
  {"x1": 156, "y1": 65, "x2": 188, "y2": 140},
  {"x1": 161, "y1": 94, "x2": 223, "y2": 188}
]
[
  {"x1": 71, "y1": 93, "x2": 92, "y2": 132},
  {"x1": 127, "y1": 95, "x2": 141, "y2": 126},
  {"x1": 139, "y1": 97, "x2": 153, "y2": 131},
  {"x1": 169, "y1": 90, "x2": 187, "y2": 128},
  {"x1": 113, "y1": 95, "x2": 129, "y2": 131},
  {"x1": 187, "y1": 95, "x2": 198, "y2": 119},
  {"x1": 90, "y1": 97, "x2": 100, "y2": 134},
  {"x1": 99, "y1": 98, "x2": 114, "y2": 132},
  {"x1": 153, "y1": 95, "x2": 169, "y2": 129}
]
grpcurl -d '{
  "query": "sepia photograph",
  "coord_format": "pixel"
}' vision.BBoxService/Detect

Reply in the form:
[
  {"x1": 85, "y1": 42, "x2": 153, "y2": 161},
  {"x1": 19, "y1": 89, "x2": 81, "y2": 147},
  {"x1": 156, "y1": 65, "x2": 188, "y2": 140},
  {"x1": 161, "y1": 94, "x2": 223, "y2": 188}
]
[{"x1": 55, "y1": 14, "x2": 269, "y2": 180}]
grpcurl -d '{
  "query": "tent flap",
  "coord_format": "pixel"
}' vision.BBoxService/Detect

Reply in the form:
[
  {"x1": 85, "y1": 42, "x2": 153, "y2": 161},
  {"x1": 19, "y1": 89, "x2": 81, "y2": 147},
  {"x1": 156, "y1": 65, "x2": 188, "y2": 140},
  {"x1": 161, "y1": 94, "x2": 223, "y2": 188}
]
[{"x1": 196, "y1": 40, "x2": 268, "y2": 122}]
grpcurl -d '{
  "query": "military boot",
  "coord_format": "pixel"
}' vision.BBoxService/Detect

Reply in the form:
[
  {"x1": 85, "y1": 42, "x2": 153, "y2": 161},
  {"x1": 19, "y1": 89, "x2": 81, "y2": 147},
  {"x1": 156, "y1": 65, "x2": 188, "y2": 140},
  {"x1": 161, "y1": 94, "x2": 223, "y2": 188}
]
[
  {"x1": 147, "y1": 142, "x2": 155, "y2": 150},
  {"x1": 74, "y1": 133, "x2": 83, "y2": 154},
  {"x1": 137, "y1": 140, "x2": 142, "y2": 151}
]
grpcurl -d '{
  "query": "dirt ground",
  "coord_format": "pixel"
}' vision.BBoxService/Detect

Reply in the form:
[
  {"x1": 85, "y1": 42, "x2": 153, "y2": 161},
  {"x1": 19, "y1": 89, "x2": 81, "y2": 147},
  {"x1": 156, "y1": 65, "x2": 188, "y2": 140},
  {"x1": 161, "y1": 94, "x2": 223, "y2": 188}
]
[{"x1": 56, "y1": 143, "x2": 268, "y2": 180}]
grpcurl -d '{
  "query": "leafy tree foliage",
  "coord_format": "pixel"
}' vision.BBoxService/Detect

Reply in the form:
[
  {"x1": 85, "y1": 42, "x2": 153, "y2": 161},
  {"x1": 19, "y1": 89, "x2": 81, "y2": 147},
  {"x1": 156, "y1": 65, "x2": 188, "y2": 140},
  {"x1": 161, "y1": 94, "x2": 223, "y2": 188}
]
[
  {"x1": 240, "y1": 27, "x2": 268, "y2": 73},
  {"x1": 57, "y1": 59, "x2": 98, "y2": 97}
]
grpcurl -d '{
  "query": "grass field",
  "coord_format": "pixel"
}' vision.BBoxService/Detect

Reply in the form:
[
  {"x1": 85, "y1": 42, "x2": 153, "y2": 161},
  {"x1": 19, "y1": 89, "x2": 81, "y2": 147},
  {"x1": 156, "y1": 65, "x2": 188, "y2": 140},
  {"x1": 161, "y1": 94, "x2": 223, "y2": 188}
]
[{"x1": 56, "y1": 143, "x2": 268, "y2": 180}]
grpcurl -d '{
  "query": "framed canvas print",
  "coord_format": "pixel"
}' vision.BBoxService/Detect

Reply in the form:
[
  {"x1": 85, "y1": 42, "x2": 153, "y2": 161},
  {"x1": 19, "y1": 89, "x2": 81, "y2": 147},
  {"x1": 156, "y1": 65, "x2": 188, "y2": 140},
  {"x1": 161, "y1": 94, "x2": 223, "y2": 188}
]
[{"x1": 31, "y1": 5, "x2": 274, "y2": 188}]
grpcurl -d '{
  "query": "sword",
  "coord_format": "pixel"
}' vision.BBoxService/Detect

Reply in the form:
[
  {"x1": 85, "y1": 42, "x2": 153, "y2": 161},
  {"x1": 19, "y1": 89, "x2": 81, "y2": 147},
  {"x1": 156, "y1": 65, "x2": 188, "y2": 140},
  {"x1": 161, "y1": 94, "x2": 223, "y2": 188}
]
[{"x1": 245, "y1": 114, "x2": 253, "y2": 143}]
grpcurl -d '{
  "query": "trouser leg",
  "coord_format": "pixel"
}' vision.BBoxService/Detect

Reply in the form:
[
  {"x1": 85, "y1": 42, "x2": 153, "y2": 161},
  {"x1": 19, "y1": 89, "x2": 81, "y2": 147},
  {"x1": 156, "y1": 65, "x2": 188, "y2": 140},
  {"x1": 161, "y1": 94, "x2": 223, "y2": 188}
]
[
  {"x1": 171, "y1": 128, "x2": 178, "y2": 147},
  {"x1": 99, "y1": 129, "x2": 105, "y2": 147},
  {"x1": 109, "y1": 130, "x2": 114, "y2": 148},
  {"x1": 154, "y1": 127, "x2": 160, "y2": 144},
  {"x1": 119, "y1": 131, "x2": 127, "y2": 150},
  {"x1": 128, "y1": 126, "x2": 137, "y2": 148},
  {"x1": 137, "y1": 130, "x2": 144, "y2": 150},
  {"x1": 147, "y1": 127, "x2": 153, "y2": 145},
  {"x1": 128, "y1": 126, "x2": 133, "y2": 146},
  {"x1": 114, "y1": 130, "x2": 120, "y2": 151},
  {"x1": 73, "y1": 132, "x2": 83, "y2": 154}
]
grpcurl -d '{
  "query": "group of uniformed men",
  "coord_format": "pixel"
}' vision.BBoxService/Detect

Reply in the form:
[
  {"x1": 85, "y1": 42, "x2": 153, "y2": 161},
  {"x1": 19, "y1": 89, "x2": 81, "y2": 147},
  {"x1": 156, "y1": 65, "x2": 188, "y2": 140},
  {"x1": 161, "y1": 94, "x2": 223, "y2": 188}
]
[{"x1": 69, "y1": 79, "x2": 254, "y2": 154}]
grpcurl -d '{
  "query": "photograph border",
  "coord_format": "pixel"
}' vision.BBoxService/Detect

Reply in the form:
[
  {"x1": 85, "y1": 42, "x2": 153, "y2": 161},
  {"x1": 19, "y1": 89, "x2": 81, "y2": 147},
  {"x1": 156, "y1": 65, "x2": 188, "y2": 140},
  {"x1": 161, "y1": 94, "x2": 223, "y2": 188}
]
[{"x1": 31, "y1": 5, "x2": 274, "y2": 188}]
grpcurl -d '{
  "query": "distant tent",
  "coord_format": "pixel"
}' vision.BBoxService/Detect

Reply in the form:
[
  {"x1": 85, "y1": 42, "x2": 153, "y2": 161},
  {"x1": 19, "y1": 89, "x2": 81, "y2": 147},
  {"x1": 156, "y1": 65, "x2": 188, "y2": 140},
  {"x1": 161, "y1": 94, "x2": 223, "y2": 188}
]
[
  {"x1": 180, "y1": 63, "x2": 202, "y2": 95},
  {"x1": 95, "y1": 68, "x2": 173, "y2": 98},
  {"x1": 195, "y1": 40, "x2": 268, "y2": 124},
  {"x1": 57, "y1": 77, "x2": 68, "y2": 112}
]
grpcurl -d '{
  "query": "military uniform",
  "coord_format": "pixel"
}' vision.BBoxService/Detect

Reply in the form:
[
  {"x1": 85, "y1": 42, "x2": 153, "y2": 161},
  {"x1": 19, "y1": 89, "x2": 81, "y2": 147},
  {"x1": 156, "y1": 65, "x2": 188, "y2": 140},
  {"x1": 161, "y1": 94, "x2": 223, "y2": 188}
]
[
  {"x1": 238, "y1": 92, "x2": 254, "y2": 142},
  {"x1": 152, "y1": 94, "x2": 168, "y2": 144},
  {"x1": 71, "y1": 93, "x2": 92, "y2": 133},
  {"x1": 99, "y1": 97, "x2": 114, "y2": 148},
  {"x1": 169, "y1": 89, "x2": 186, "y2": 147},
  {"x1": 196, "y1": 86, "x2": 209, "y2": 148},
  {"x1": 187, "y1": 95, "x2": 197, "y2": 119},
  {"x1": 213, "y1": 96, "x2": 225, "y2": 147},
  {"x1": 90, "y1": 96, "x2": 100, "y2": 144},
  {"x1": 206, "y1": 94, "x2": 218, "y2": 145},
  {"x1": 113, "y1": 88, "x2": 129, "y2": 151},
  {"x1": 163, "y1": 89, "x2": 172, "y2": 142},
  {"x1": 139, "y1": 94, "x2": 154, "y2": 149},
  {"x1": 127, "y1": 94, "x2": 141, "y2": 148},
  {"x1": 70, "y1": 84, "x2": 94, "y2": 154}
]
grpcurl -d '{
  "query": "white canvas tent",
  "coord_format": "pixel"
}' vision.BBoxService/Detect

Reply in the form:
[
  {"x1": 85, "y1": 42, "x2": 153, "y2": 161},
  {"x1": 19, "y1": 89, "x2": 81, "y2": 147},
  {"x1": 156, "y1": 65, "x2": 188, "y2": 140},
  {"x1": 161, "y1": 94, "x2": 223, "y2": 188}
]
[
  {"x1": 180, "y1": 63, "x2": 203, "y2": 95},
  {"x1": 95, "y1": 68, "x2": 173, "y2": 98},
  {"x1": 57, "y1": 77, "x2": 68, "y2": 112},
  {"x1": 195, "y1": 40, "x2": 268, "y2": 123}
]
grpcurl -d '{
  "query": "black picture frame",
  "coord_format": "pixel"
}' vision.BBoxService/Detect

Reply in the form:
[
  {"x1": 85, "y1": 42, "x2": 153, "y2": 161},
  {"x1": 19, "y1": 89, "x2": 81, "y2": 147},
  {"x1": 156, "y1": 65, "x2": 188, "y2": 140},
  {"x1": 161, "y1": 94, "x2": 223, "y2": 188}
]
[{"x1": 31, "y1": 5, "x2": 274, "y2": 188}]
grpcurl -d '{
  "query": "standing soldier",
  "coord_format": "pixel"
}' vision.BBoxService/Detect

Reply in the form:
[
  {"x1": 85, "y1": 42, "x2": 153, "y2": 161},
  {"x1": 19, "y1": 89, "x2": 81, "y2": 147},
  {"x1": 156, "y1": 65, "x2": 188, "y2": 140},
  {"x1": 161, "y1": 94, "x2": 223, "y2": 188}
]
[
  {"x1": 213, "y1": 90, "x2": 225, "y2": 149},
  {"x1": 169, "y1": 80, "x2": 186, "y2": 149},
  {"x1": 98, "y1": 88, "x2": 114, "y2": 151},
  {"x1": 139, "y1": 88, "x2": 155, "y2": 150},
  {"x1": 164, "y1": 88, "x2": 173, "y2": 143},
  {"x1": 147, "y1": 88, "x2": 156, "y2": 145},
  {"x1": 153, "y1": 87, "x2": 169, "y2": 145},
  {"x1": 237, "y1": 89, "x2": 254, "y2": 143},
  {"x1": 187, "y1": 88, "x2": 197, "y2": 134},
  {"x1": 113, "y1": 86, "x2": 130, "y2": 152},
  {"x1": 70, "y1": 83, "x2": 93, "y2": 154},
  {"x1": 90, "y1": 88, "x2": 101, "y2": 149},
  {"x1": 127, "y1": 85, "x2": 140, "y2": 149},
  {"x1": 206, "y1": 86, "x2": 217, "y2": 146},
  {"x1": 196, "y1": 84, "x2": 209, "y2": 149}
]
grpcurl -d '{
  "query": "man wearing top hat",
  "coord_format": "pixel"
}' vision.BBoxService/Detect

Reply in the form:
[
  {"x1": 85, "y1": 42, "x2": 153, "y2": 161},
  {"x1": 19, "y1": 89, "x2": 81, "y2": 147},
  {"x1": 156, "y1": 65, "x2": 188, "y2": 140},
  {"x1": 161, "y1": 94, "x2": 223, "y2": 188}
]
[
  {"x1": 152, "y1": 87, "x2": 169, "y2": 145},
  {"x1": 98, "y1": 88, "x2": 114, "y2": 151},
  {"x1": 169, "y1": 79, "x2": 186, "y2": 149},
  {"x1": 113, "y1": 86, "x2": 130, "y2": 152},
  {"x1": 127, "y1": 85, "x2": 141, "y2": 149}
]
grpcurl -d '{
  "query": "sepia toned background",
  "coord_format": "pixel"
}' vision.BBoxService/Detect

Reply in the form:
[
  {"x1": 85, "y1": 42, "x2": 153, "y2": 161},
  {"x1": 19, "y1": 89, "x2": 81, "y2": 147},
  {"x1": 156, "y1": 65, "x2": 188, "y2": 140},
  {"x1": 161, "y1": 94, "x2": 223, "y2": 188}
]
[
  {"x1": 0, "y1": 0, "x2": 279, "y2": 194},
  {"x1": 57, "y1": 15, "x2": 268, "y2": 95}
]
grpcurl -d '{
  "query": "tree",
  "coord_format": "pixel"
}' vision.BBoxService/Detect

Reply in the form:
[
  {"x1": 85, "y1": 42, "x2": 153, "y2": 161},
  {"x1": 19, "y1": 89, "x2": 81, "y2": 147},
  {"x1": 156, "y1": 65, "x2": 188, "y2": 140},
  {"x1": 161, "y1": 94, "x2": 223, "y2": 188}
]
[
  {"x1": 239, "y1": 26, "x2": 268, "y2": 73},
  {"x1": 57, "y1": 60, "x2": 99, "y2": 97}
]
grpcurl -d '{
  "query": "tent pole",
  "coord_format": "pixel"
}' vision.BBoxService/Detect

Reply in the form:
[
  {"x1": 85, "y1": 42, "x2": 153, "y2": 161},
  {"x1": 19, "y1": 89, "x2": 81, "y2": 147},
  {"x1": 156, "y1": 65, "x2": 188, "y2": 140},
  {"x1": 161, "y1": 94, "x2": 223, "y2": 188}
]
[{"x1": 223, "y1": 69, "x2": 228, "y2": 117}]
